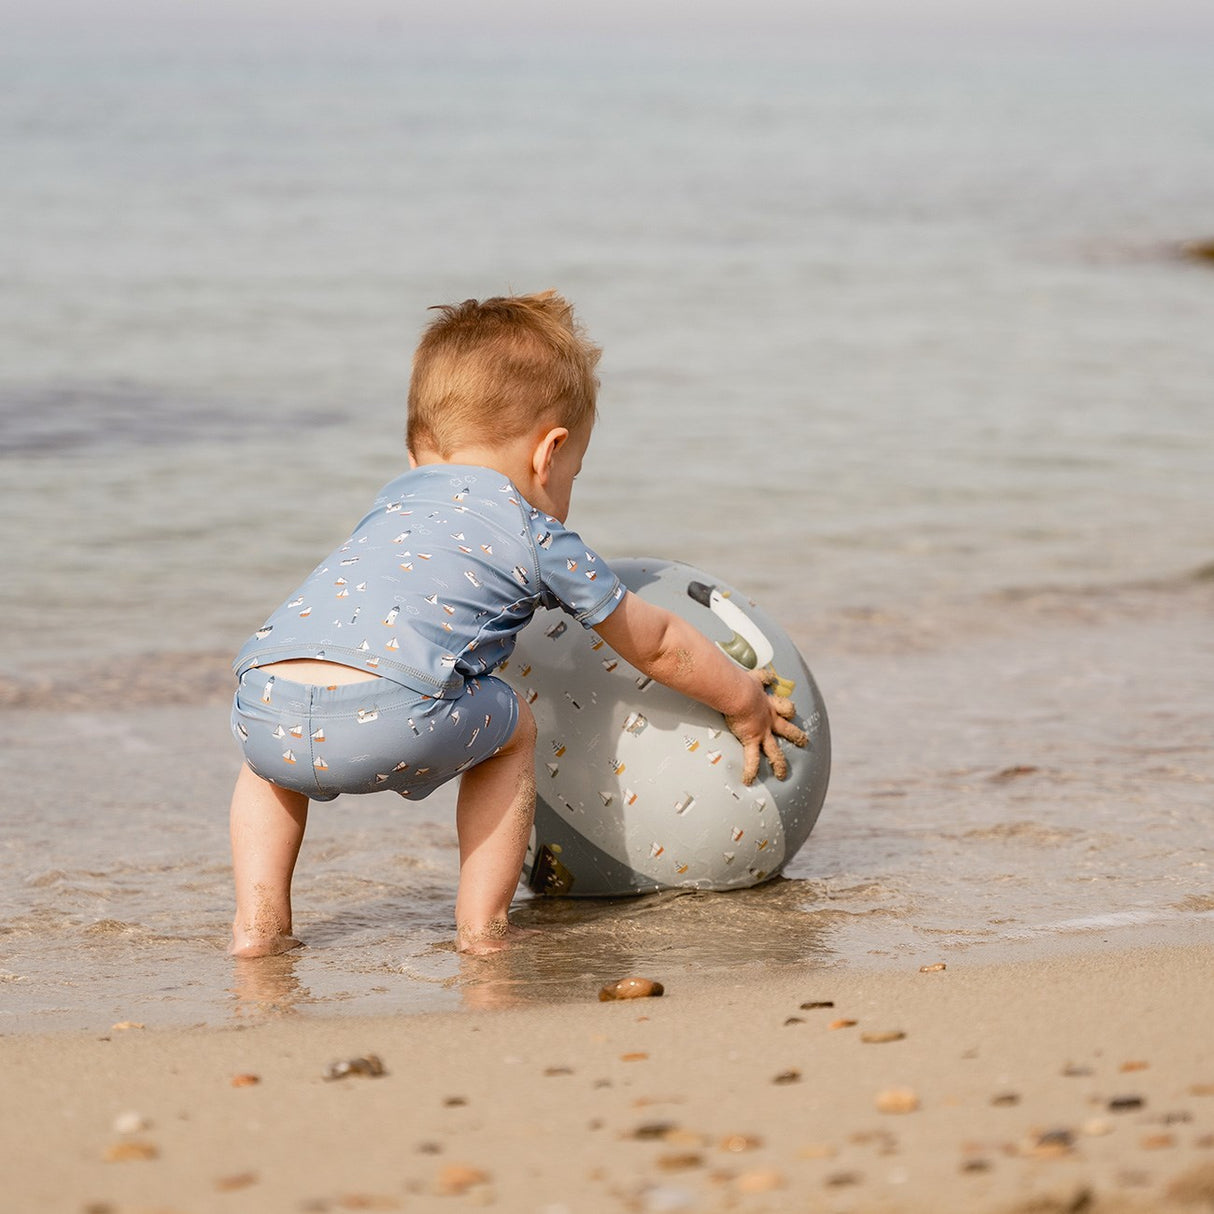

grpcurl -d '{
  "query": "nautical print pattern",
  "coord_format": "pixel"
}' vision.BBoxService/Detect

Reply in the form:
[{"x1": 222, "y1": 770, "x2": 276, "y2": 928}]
[
  {"x1": 233, "y1": 464, "x2": 624, "y2": 697},
  {"x1": 232, "y1": 665, "x2": 520, "y2": 802}
]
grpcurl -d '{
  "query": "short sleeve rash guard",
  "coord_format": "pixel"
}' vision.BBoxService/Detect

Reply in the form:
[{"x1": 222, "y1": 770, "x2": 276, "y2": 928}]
[{"x1": 232, "y1": 465, "x2": 624, "y2": 698}]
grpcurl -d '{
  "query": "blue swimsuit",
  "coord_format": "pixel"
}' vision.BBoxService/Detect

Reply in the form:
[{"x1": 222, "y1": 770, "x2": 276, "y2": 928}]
[{"x1": 231, "y1": 464, "x2": 623, "y2": 801}]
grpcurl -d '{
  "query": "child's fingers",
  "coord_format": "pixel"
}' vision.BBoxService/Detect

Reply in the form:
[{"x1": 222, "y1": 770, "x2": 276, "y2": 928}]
[
  {"x1": 775, "y1": 717, "x2": 809, "y2": 748},
  {"x1": 763, "y1": 734, "x2": 790, "y2": 781},
  {"x1": 740, "y1": 739, "x2": 761, "y2": 786}
]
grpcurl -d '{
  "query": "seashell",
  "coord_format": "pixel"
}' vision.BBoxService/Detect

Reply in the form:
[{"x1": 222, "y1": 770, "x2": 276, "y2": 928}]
[
  {"x1": 434, "y1": 1164, "x2": 490, "y2": 1196},
  {"x1": 112, "y1": 1111, "x2": 149, "y2": 1134},
  {"x1": 828, "y1": 1018, "x2": 857, "y2": 1030},
  {"x1": 1121, "y1": 1060, "x2": 1149, "y2": 1072},
  {"x1": 1082, "y1": 1119, "x2": 1113, "y2": 1137},
  {"x1": 772, "y1": 1069, "x2": 801, "y2": 1085},
  {"x1": 620, "y1": 1052, "x2": 649, "y2": 1062},
  {"x1": 875, "y1": 1087, "x2": 920, "y2": 1114},
  {"x1": 861, "y1": 1030, "x2": 906, "y2": 1044},
  {"x1": 919, "y1": 962, "x2": 947, "y2": 973},
  {"x1": 719, "y1": 1134, "x2": 762, "y2": 1153},
  {"x1": 599, "y1": 977, "x2": 664, "y2": 1001},
  {"x1": 104, "y1": 1140, "x2": 158, "y2": 1162},
  {"x1": 783, "y1": 1016, "x2": 805, "y2": 1026},
  {"x1": 324, "y1": 1054, "x2": 386, "y2": 1081},
  {"x1": 111, "y1": 1021, "x2": 145, "y2": 1031},
  {"x1": 230, "y1": 1073, "x2": 260, "y2": 1088}
]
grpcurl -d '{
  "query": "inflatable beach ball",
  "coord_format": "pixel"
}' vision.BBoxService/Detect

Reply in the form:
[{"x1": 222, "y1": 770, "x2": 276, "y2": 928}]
[{"x1": 502, "y1": 558, "x2": 830, "y2": 897}]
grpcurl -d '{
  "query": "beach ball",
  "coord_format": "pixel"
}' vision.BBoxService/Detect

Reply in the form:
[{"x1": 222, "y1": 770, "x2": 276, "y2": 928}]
[{"x1": 502, "y1": 557, "x2": 830, "y2": 897}]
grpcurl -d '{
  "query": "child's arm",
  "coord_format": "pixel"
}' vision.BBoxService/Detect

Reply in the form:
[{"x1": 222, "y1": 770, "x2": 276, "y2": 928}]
[{"x1": 592, "y1": 591, "x2": 808, "y2": 785}]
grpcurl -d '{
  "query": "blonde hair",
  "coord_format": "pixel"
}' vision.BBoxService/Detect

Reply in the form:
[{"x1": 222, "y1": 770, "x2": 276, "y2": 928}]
[{"x1": 406, "y1": 290, "x2": 601, "y2": 458}]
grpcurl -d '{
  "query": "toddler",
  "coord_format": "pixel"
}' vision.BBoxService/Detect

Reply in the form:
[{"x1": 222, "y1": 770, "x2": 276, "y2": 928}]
[{"x1": 228, "y1": 290, "x2": 807, "y2": 956}]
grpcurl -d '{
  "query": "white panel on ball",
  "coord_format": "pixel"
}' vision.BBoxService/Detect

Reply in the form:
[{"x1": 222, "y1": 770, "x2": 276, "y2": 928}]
[{"x1": 502, "y1": 557, "x2": 830, "y2": 897}]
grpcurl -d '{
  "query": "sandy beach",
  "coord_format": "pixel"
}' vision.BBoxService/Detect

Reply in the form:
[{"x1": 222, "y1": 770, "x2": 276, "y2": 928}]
[{"x1": 4, "y1": 942, "x2": 1213, "y2": 1214}]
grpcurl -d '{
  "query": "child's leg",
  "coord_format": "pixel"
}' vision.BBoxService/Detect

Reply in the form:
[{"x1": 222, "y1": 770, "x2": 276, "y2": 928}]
[
  {"x1": 453, "y1": 697, "x2": 537, "y2": 954},
  {"x1": 229, "y1": 763, "x2": 309, "y2": 957}
]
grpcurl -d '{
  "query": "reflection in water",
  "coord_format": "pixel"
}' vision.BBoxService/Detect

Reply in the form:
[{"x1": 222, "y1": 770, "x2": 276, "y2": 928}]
[
  {"x1": 229, "y1": 952, "x2": 314, "y2": 1020},
  {"x1": 453, "y1": 879, "x2": 836, "y2": 1011}
]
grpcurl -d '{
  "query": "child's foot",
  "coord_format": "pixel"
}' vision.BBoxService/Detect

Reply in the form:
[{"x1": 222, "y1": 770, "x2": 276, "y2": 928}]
[
  {"x1": 455, "y1": 919, "x2": 534, "y2": 955},
  {"x1": 229, "y1": 932, "x2": 304, "y2": 958}
]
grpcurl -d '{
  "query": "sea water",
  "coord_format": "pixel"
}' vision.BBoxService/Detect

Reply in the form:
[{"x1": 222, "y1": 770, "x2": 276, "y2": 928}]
[{"x1": 1, "y1": 21, "x2": 1212, "y2": 1031}]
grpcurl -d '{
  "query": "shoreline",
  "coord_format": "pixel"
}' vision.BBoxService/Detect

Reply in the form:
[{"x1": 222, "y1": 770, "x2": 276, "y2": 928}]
[{"x1": 5, "y1": 941, "x2": 1213, "y2": 1213}]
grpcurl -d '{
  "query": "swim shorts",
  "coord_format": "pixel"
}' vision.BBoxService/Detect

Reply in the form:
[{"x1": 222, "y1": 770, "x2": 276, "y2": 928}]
[{"x1": 231, "y1": 667, "x2": 519, "y2": 802}]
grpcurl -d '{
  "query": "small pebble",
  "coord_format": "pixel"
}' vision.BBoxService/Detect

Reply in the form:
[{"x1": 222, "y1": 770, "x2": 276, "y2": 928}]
[
  {"x1": 1121, "y1": 1060, "x2": 1149, "y2": 1072},
  {"x1": 417, "y1": 1142, "x2": 443, "y2": 1155},
  {"x1": 874, "y1": 1087, "x2": 919, "y2": 1114},
  {"x1": 1109, "y1": 1095, "x2": 1146, "y2": 1113},
  {"x1": 990, "y1": 1093, "x2": 1020, "y2": 1107},
  {"x1": 719, "y1": 1134, "x2": 762, "y2": 1153},
  {"x1": 111, "y1": 1021, "x2": 144, "y2": 1032},
  {"x1": 734, "y1": 1169, "x2": 784, "y2": 1194},
  {"x1": 800, "y1": 1000, "x2": 834, "y2": 1010},
  {"x1": 632, "y1": 1122, "x2": 679, "y2": 1141},
  {"x1": 1190, "y1": 1083, "x2": 1214, "y2": 1097},
  {"x1": 230, "y1": 1073, "x2": 260, "y2": 1088},
  {"x1": 1082, "y1": 1119, "x2": 1113, "y2": 1137},
  {"x1": 434, "y1": 1164, "x2": 490, "y2": 1196},
  {"x1": 1141, "y1": 1133, "x2": 1176, "y2": 1150},
  {"x1": 961, "y1": 1158, "x2": 992, "y2": 1173},
  {"x1": 1062, "y1": 1063, "x2": 1093, "y2": 1077},
  {"x1": 1022, "y1": 1128, "x2": 1074, "y2": 1158},
  {"x1": 544, "y1": 1065, "x2": 574, "y2": 1076},
  {"x1": 656, "y1": 1152, "x2": 704, "y2": 1172},
  {"x1": 919, "y1": 962, "x2": 947, "y2": 973},
  {"x1": 324, "y1": 1055, "x2": 386, "y2": 1081},
  {"x1": 772, "y1": 1069, "x2": 801, "y2": 1085},
  {"x1": 783, "y1": 1016, "x2": 805, "y2": 1025},
  {"x1": 443, "y1": 1096, "x2": 468, "y2": 1107},
  {"x1": 104, "y1": 1141, "x2": 158, "y2": 1163},
  {"x1": 798, "y1": 1144, "x2": 837, "y2": 1160},
  {"x1": 825, "y1": 1171, "x2": 862, "y2": 1187},
  {"x1": 215, "y1": 1172, "x2": 258, "y2": 1192},
  {"x1": 860, "y1": 1030, "x2": 906, "y2": 1044},
  {"x1": 828, "y1": 1018, "x2": 857, "y2": 1030},
  {"x1": 599, "y1": 977, "x2": 664, "y2": 1001},
  {"x1": 112, "y1": 1111, "x2": 149, "y2": 1134},
  {"x1": 620, "y1": 1052, "x2": 648, "y2": 1062}
]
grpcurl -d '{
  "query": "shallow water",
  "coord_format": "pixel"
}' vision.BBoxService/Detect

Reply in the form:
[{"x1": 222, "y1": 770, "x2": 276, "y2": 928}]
[{"x1": 1, "y1": 24, "x2": 1212, "y2": 1032}]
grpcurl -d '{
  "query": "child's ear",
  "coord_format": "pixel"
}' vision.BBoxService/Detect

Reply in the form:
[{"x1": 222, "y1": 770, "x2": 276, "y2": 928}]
[{"x1": 532, "y1": 426, "x2": 569, "y2": 483}]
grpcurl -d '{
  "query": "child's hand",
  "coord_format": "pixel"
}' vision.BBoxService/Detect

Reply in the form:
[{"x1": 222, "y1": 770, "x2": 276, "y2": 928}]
[{"x1": 724, "y1": 669, "x2": 809, "y2": 785}]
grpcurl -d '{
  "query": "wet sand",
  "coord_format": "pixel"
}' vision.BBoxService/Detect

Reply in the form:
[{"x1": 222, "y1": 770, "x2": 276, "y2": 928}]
[{"x1": 4, "y1": 943, "x2": 1213, "y2": 1213}]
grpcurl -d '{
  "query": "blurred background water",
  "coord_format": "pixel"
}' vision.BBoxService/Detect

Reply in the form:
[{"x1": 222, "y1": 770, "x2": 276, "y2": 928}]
[{"x1": 1, "y1": 9, "x2": 1211, "y2": 1031}]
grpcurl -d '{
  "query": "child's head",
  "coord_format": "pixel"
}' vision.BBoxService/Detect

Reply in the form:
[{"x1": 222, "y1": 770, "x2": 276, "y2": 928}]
[{"x1": 406, "y1": 290, "x2": 601, "y2": 459}]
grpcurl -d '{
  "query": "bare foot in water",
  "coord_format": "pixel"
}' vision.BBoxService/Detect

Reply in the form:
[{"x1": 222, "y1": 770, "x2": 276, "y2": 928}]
[
  {"x1": 229, "y1": 933, "x2": 304, "y2": 958},
  {"x1": 456, "y1": 920, "x2": 535, "y2": 956}
]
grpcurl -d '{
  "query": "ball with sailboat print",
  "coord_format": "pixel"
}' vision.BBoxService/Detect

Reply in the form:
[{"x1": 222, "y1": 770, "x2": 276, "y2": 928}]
[{"x1": 503, "y1": 557, "x2": 830, "y2": 897}]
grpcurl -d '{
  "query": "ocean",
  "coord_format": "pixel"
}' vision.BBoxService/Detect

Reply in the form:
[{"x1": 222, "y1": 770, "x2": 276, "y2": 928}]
[{"x1": 1, "y1": 20, "x2": 1211, "y2": 1031}]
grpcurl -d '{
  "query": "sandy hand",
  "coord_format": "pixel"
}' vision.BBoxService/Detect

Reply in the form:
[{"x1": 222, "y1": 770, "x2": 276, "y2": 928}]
[{"x1": 727, "y1": 669, "x2": 809, "y2": 785}]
